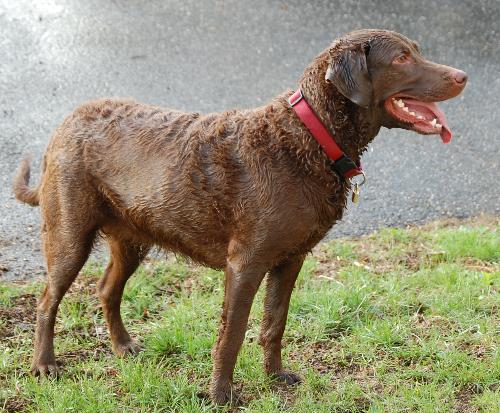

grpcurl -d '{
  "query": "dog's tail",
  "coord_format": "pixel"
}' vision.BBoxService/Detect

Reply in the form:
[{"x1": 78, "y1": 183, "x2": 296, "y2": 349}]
[{"x1": 13, "y1": 157, "x2": 42, "y2": 207}]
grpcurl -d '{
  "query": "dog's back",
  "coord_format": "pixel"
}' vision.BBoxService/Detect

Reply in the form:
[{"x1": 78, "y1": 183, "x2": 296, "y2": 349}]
[{"x1": 16, "y1": 97, "x2": 323, "y2": 270}]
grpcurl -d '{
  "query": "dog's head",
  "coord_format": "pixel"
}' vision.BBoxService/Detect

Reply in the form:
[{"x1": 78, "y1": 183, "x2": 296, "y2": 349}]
[{"x1": 325, "y1": 29, "x2": 467, "y2": 143}]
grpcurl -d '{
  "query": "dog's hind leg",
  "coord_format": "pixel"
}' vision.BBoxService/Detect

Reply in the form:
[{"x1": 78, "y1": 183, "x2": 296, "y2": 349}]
[
  {"x1": 258, "y1": 254, "x2": 305, "y2": 384},
  {"x1": 98, "y1": 237, "x2": 149, "y2": 356},
  {"x1": 31, "y1": 224, "x2": 96, "y2": 376}
]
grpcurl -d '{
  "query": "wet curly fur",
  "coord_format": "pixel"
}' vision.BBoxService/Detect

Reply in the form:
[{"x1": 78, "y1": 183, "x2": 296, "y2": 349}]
[{"x1": 13, "y1": 29, "x2": 466, "y2": 404}]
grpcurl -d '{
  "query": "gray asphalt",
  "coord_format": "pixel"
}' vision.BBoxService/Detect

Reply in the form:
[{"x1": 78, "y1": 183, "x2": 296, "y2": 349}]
[{"x1": 1, "y1": 0, "x2": 499, "y2": 281}]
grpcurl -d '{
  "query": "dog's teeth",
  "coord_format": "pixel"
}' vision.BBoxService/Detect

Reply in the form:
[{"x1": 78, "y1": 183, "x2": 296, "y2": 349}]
[
  {"x1": 403, "y1": 107, "x2": 409, "y2": 112},
  {"x1": 409, "y1": 111, "x2": 416, "y2": 116},
  {"x1": 394, "y1": 99, "x2": 404, "y2": 108},
  {"x1": 436, "y1": 123, "x2": 442, "y2": 129},
  {"x1": 417, "y1": 115, "x2": 424, "y2": 119},
  {"x1": 430, "y1": 118, "x2": 437, "y2": 127}
]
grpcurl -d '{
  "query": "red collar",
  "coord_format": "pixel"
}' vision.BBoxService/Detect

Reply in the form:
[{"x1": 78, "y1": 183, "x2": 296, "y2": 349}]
[{"x1": 288, "y1": 89, "x2": 363, "y2": 179}]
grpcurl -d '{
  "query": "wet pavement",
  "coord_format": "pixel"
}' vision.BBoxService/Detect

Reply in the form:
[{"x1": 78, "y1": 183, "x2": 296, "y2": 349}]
[{"x1": 0, "y1": 0, "x2": 498, "y2": 280}]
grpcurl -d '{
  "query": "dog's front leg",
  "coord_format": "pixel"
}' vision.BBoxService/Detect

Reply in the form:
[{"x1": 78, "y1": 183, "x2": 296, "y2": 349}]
[
  {"x1": 210, "y1": 246, "x2": 267, "y2": 405},
  {"x1": 258, "y1": 254, "x2": 305, "y2": 384}
]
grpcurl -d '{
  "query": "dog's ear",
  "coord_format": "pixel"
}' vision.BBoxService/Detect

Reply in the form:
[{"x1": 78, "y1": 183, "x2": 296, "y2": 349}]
[{"x1": 325, "y1": 43, "x2": 372, "y2": 108}]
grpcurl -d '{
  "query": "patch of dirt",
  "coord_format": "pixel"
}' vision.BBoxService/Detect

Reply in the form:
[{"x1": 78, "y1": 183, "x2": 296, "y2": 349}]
[
  {"x1": 454, "y1": 384, "x2": 483, "y2": 413},
  {"x1": 0, "y1": 293, "x2": 37, "y2": 339},
  {"x1": 1, "y1": 396, "x2": 30, "y2": 413},
  {"x1": 411, "y1": 312, "x2": 459, "y2": 334},
  {"x1": 457, "y1": 340, "x2": 495, "y2": 360},
  {"x1": 461, "y1": 258, "x2": 499, "y2": 274},
  {"x1": 292, "y1": 340, "x2": 384, "y2": 398},
  {"x1": 58, "y1": 340, "x2": 113, "y2": 369},
  {"x1": 269, "y1": 380, "x2": 299, "y2": 410},
  {"x1": 346, "y1": 396, "x2": 372, "y2": 413}
]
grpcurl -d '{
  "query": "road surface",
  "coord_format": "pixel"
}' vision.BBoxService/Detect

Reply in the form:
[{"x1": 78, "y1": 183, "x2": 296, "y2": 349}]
[{"x1": 0, "y1": 0, "x2": 498, "y2": 280}]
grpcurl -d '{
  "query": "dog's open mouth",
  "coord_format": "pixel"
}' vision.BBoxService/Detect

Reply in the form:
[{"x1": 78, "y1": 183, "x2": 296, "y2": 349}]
[{"x1": 384, "y1": 96, "x2": 452, "y2": 143}]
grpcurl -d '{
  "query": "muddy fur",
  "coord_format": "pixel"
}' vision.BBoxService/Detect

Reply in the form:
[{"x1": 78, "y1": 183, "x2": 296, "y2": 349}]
[{"x1": 13, "y1": 29, "x2": 466, "y2": 404}]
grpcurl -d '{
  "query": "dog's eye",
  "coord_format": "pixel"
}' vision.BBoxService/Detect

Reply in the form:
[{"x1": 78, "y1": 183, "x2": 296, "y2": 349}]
[{"x1": 393, "y1": 53, "x2": 409, "y2": 64}]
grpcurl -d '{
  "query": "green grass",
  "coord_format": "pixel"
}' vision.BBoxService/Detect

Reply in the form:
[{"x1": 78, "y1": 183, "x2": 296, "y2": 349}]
[{"x1": 1, "y1": 216, "x2": 499, "y2": 412}]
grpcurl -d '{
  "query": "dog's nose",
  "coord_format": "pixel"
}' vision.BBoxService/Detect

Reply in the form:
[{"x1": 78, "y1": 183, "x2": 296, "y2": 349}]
[{"x1": 453, "y1": 70, "x2": 467, "y2": 85}]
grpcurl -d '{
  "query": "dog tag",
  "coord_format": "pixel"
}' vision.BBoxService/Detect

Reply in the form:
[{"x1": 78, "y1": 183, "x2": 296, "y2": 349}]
[{"x1": 352, "y1": 183, "x2": 360, "y2": 204}]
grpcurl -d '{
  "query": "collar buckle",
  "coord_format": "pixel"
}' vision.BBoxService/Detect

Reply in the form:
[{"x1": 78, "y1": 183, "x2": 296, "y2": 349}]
[{"x1": 331, "y1": 155, "x2": 359, "y2": 177}]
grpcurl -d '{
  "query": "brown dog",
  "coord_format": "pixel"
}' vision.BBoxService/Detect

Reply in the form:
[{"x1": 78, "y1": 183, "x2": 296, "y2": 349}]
[{"x1": 13, "y1": 29, "x2": 466, "y2": 404}]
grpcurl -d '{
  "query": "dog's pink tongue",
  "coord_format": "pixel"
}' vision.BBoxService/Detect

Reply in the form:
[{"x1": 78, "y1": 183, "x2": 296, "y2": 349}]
[{"x1": 421, "y1": 101, "x2": 452, "y2": 143}]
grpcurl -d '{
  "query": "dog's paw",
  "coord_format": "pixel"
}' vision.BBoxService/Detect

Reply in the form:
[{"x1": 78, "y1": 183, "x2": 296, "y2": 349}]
[
  {"x1": 209, "y1": 382, "x2": 243, "y2": 405},
  {"x1": 271, "y1": 370, "x2": 302, "y2": 385},
  {"x1": 31, "y1": 362, "x2": 59, "y2": 378},
  {"x1": 113, "y1": 340, "x2": 141, "y2": 357}
]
